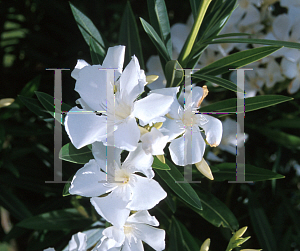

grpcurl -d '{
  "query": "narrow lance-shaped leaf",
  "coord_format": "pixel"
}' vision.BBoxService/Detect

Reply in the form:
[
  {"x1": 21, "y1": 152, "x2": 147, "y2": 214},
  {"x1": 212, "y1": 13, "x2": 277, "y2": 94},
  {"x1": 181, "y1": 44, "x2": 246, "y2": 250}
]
[
  {"x1": 140, "y1": 18, "x2": 171, "y2": 62},
  {"x1": 59, "y1": 143, "x2": 93, "y2": 164},
  {"x1": 147, "y1": 0, "x2": 172, "y2": 57},
  {"x1": 119, "y1": 2, "x2": 145, "y2": 69},
  {"x1": 192, "y1": 74, "x2": 243, "y2": 92},
  {"x1": 155, "y1": 159, "x2": 202, "y2": 211},
  {"x1": 248, "y1": 193, "x2": 278, "y2": 251},
  {"x1": 69, "y1": 3, "x2": 106, "y2": 61},
  {"x1": 165, "y1": 60, "x2": 184, "y2": 87},
  {"x1": 193, "y1": 46, "x2": 282, "y2": 77},
  {"x1": 212, "y1": 163, "x2": 285, "y2": 182},
  {"x1": 169, "y1": 217, "x2": 185, "y2": 251},
  {"x1": 207, "y1": 37, "x2": 300, "y2": 50},
  {"x1": 90, "y1": 37, "x2": 104, "y2": 65},
  {"x1": 198, "y1": 95, "x2": 293, "y2": 114},
  {"x1": 192, "y1": 186, "x2": 239, "y2": 231},
  {"x1": 17, "y1": 208, "x2": 93, "y2": 230}
]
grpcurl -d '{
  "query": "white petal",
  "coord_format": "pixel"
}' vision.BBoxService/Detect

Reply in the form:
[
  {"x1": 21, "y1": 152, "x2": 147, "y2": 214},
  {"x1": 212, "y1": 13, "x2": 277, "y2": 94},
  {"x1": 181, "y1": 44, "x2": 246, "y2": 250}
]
[
  {"x1": 135, "y1": 223, "x2": 165, "y2": 251},
  {"x1": 96, "y1": 237, "x2": 122, "y2": 251},
  {"x1": 68, "y1": 232, "x2": 87, "y2": 251},
  {"x1": 273, "y1": 14, "x2": 291, "y2": 41},
  {"x1": 102, "y1": 226, "x2": 125, "y2": 244},
  {"x1": 71, "y1": 59, "x2": 90, "y2": 80},
  {"x1": 186, "y1": 86, "x2": 204, "y2": 108},
  {"x1": 146, "y1": 56, "x2": 166, "y2": 90},
  {"x1": 159, "y1": 117, "x2": 185, "y2": 141},
  {"x1": 169, "y1": 127, "x2": 206, "y2": 166},
  {"x1": 102, "y1": 45, "x2": 125, "y2": 74},
  {"x1": 281, "y1": 58, "x2": 298, "y2": 79},
  {"x1": 69, "y1": 159, "x2": 113, "y2": 197},
  {"x1": 113, "y1": 117, "x2": 140, "y2": 151},
  {"x1": 122, "y1": 239, "x2": 143, "y2": 251},
  {"x1": 44, "y1": 249, "x2": 55, "y2": 251},
  {"x1": 140, "y1": 128, "x2": 169, "y2": 156},
  {"x1": 75, "y1": 65, "x2": 113, "y2": 111},
  {"x1": 127, "y1": 211, "x2": 159, "y2": 227},
  {"x1": 200, "y1": 115, "x2": 222, "y2": 147},
  {"x1": 65, "y1": 106, "x2": 107, "y2": 149},
  {"x1": 91, "y1": 187, "x2": 131, "y2": 228},
  {"x1": 92, "y1": 142, "x2": 122, "y2": 170},
  {"x1": 120, "y1": 56, "x2": 145, "y2": 105},
  {"x1": 133, "y1": 93, "x2": 174, "y2": 125},
  {"x1": 288, "y1": 78, "x2": 300, "y2": 94},
  {"x1": 126, "y1": 174, "x2": 167, "y2": 210},
  {"x1": 239, "y1": 5, "x2": 260, "y2": 26},
  {"x1": 122, "y1": 143, "x2": 154, "y2": 178}
]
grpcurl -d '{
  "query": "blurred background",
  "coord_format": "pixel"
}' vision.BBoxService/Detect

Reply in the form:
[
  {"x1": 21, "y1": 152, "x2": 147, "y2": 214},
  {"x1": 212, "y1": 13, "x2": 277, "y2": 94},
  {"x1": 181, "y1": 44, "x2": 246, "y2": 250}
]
[{"x1": 0, "y1": 0, "x2": 300, "y2": 250}]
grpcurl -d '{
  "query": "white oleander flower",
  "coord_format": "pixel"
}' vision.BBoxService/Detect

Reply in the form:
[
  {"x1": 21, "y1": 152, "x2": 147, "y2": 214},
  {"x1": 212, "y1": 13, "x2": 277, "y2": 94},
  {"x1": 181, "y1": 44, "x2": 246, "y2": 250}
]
[
  {"x1": 69, "y1": 142, "x2": 166, "y2": 228},
  {"x1": 157, "y1": 86, "x2": 223, "y2": 166},
  {"x1": 281, "y1": 57, "x2": 300, "y2": 94},
  {"x1": 65, "y1": 45, "x2": 174, "y2": 151},
  {"x1": 44, "y1": 232, "x2": 87, "y2": 251},
  {"x1": 95, "y1": 211, "x2": 165, "y2": 251}
]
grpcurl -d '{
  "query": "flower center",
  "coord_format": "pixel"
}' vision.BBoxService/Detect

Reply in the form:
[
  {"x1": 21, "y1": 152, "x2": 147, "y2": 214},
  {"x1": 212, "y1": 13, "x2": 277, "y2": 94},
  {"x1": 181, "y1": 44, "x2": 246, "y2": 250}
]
[
  {"x1": 114, "y1": 102, "x2": 132, "y2": 120},
  {"x1": 114, "y1": 169, "x2": 130, "y2": 184},
  {"x1": 182, "y1": 109, "x2": 195, "y2": 127}
]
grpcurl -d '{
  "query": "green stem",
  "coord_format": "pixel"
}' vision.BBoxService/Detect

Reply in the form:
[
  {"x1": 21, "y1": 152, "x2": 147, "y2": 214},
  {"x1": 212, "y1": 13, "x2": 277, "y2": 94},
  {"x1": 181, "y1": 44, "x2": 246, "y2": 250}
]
[{"x1": 178, "y1": 0, "x2": 212, "y2": 67}]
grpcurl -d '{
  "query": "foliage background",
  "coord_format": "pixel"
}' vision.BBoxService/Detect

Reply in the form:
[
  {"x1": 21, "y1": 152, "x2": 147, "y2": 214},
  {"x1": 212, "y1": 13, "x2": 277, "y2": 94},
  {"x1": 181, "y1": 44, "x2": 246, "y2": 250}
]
[{"x1": 0, "y1": 0, "x2": 300, "y2": 250}]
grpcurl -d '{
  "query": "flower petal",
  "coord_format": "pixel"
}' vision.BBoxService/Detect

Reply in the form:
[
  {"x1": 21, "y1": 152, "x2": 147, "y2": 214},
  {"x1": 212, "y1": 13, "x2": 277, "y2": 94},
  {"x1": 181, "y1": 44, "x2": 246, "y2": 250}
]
[
  {"x1": 288, "y1": 78, "x2": 300, "y2": 94},
  {"x1": 96, "y1": 237, "x2": 122, "y2": 251},
  {"x1": 135, "y1": 223, "x2": 166, "y2": 251},
  {"x1": 127, "y1": 211, "x2": 159, "y2": 227},
  {"x1": 91, "y1": 187, "x2": 131, "y2": 228},
  {"x1": 112, "y1": 117, "x2": 140, "y2": 151},
  {"x1": 65, "y1": 106, "x2": 107, "y2": 149},
  {"x1": 140, "y1": 128, "x2": 169, "y2": 156},
  {"x1": 133, "y1": 93, "x2": 174, "y2": 126},
  {"x1": 200, "y1": 114, "x2": 222, "y2": 147},
  {"x1": 102, "y1": 45, "x2": 125, "y2": 74},
  {"x1": 169, "y1": 127, "x2": 206, "y2": 166},
  {"x1": 75, "y1": 65, "x2": 113, "y2": 111},
  {"x1": 273, "y1": 14, "x2": 291, "y2": 41},
  {"x1": 71, "y1": 59, "x2": 90, "y2": 80},
  {"x1": 92, "y1": 142, "x2": 122, "y2": 171},
  {"x1": 69, "y1": 159, "x2": 113, "y2": 197},
  {"x1": 122, "y1": 143, "x2": 154, "y2": 178},
  {"x1": 126, "y1": 174, "x2": 167, "y2": 210},
  {"x1": 119, "y1": 56, "x2": 145, "y2": 105},
  {"x1": 68, "y1": 232, "x2": 87, "y2": 251},
  {"x1": 159, "y1": 117, "x2": 185, "y2": 141},
  {"x1": 102, "y1": 226, "x2": 125, "y2": 244},
  {"x1": 122, "y1": 239, "x2": 143, "y2": 251}
]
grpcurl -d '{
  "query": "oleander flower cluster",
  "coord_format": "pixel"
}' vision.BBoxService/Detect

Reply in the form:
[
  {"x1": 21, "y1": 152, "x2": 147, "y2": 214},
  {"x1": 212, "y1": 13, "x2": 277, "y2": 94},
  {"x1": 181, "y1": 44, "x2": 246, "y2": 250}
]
[{"x1": 45, "y1": 45, "x2": 223, "y2": 250}]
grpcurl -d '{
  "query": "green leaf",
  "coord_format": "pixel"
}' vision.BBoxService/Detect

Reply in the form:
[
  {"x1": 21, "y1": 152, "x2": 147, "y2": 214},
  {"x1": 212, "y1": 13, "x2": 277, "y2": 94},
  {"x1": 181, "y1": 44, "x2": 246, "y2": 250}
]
[
  {"x1": 248, "y1": 125, "x2": 300, "y2": 149},
  {"x1": 208, "y1": 37, "x2": 300, "y2": 50},
  {"x1": 152, "y1": 156, "x2": 170, "y2": 170},
  {"x1": 18, "y1": 75, "x2": 41, "y2": 98},
  {"x1": 17, "y1": 95, "x2": 48, "y2": 119},
  {"x1": 165, "y1": 60, "x2": 184, "y2": 87},
  {"x1": 169, "y1": 217, "x2": 185, "y2": 251},
  {"x1": 89, "y1": 37, "x2": 104, "y2": 65},
  {"x1": 177, "y1": 220, "x2": 200, "y2": 251},
  {"x1": 140, "y1": 18, "x2": 170, "y2": 62},
  {"x1": 119, "y1": 2, "x2": 144, "y2": 69},
  {"x1": 199, "y1": 95, "x2": 293, "y2": 114},
  {"x1": 69, "y1": 3, "x2": 105, "y2": 60},
  {"x1": 155, "y1": 159, "x2": 202, "y2": 211},
  {"x1": 248, "y1": 193, "x2": 278, "y2": 251},
  {"x1": 59, "y1": 143, "x2": 93, "y2": 164},
  {"x1": 193, "y1": 186, "x2": 239, "y2": 231},
  {"x1": 17, "y1": 208, "x2": 93, "y2": 230},
  {"x1": 147, "y1": 0, "x2": 172, "y2": 57},
  {"x1": 0, "y1": 185, "x2": 32, "y2": 221},
  {"x1": 192, "y1": 74, "x2": 243, "y2": 92},
  {"x1": 267, "y1": 118, "x2": 300, "y2": 129},
  {"x1": 35, "y1": 91, "x2": 72, "y2": 124},
  {"x1": 189, "y1": 0, "x2": 200, "y2": 20},
  {"x1": 212, "y1": 163, "x2": 285, "y2": 182},
  {"x1": 193, "y1": 46, "x2": 282, "y2": 76}
]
